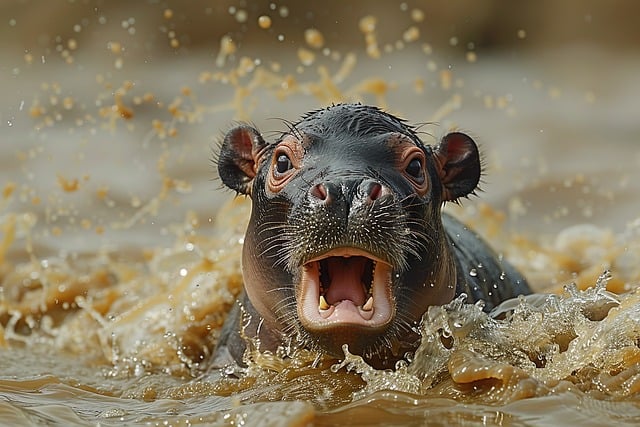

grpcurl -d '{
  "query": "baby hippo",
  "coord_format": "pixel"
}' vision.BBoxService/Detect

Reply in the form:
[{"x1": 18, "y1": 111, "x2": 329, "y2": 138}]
[{"x1": 214, "y1": 103, "x2": 530, "y2": 369}]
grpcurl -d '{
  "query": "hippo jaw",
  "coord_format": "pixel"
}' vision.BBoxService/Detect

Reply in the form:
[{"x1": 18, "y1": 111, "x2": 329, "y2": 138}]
[{"x1": 298, "y1": 248, "x2": 395, "y2": 330}]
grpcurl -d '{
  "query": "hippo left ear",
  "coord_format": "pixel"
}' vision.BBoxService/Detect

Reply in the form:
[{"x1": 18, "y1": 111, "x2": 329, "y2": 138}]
[
  {"x1": 217, "y1": 125, "x2": 268, "y2": 195},
  {"x1": 433, "y1": 132, "x2": 481, "y2": 201}
]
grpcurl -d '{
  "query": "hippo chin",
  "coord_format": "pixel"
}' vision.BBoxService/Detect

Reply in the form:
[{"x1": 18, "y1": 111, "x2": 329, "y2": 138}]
[{"x1": 213, "y1": 103, "x2": 530, "y2": 370}]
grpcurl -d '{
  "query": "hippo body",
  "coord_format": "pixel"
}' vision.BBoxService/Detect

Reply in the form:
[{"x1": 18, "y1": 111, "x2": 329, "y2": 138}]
[{"x1": 214, "y1": 104, "x2": 530, "y2": 369}]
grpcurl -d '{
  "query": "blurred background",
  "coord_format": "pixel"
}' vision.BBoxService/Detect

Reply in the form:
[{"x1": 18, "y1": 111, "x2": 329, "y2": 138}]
[{"x1": 2, "y1": 0, "x2": 639, "y2": 55}]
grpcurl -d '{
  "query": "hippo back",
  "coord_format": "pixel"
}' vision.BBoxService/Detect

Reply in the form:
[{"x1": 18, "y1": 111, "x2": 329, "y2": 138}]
[{"x1": 443, "y1": 213, "x2": 530, "y2": 310}]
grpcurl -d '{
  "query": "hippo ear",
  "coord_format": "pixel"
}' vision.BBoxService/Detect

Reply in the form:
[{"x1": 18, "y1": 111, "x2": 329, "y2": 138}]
[
  {"x1": 434, "y1": 132, "x2": 481, "y2": 201},
  {"x1": 217, "y1": 125, "x2": 268, "y2": 195}
]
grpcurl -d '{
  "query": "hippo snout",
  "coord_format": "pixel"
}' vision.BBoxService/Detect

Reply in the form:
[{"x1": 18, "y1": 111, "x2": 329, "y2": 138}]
[{"x1": 309, "y1": 178, "x2": 392, "y2": 208}]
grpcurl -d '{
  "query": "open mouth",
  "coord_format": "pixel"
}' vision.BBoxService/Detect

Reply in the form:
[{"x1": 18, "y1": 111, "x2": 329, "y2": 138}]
[{"x1": 298, "y1": 248, "x2": 394, "y2": 329}]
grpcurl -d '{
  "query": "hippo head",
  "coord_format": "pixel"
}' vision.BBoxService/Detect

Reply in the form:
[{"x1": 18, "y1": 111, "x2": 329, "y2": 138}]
[{"x1": 217, "y1": 104, "x2": 481, "y2": 368}]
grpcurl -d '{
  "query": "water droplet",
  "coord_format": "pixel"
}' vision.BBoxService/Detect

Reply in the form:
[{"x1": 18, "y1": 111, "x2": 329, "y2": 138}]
[
  {"x1": 258, "y1": 15, "x2": 272, "y2": 29},
  {"x1": 469, "y1": 268, "x2": 478, "y2": 277},
  {"x1": 179, "y1": 268, "x2": 188, "y2": 277}
]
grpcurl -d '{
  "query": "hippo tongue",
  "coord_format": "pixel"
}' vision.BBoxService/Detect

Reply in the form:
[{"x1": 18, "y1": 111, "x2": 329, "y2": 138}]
[{"x1": 324, "y1": 257, "x2": 367, "y2": 306}]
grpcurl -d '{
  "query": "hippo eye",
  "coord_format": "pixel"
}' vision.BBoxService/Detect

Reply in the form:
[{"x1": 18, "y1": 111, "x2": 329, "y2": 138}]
[
  {"x1": 405, "y1": 157, "x2": 423, "y2": 180},
  {"x1": 275, "y1": 153, "x2": 293, "y2": 175}
]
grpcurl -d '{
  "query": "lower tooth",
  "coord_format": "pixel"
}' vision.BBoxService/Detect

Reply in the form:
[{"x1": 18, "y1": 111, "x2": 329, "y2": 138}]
[
  {"x1": 362, "y1": 296, "x2": 374, "y2": 311},
  {"x1": 319, "y1": 295, "x2": 330, "y2": 310}
]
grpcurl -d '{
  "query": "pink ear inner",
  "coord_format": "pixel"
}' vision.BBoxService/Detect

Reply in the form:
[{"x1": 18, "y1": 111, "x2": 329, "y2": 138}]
[
  {"x1": 231, "y1": 127, "x2": 261, "y2": 179},
  {"x1": 442, "y1": 134, "x2": 471, "y2": 163}
]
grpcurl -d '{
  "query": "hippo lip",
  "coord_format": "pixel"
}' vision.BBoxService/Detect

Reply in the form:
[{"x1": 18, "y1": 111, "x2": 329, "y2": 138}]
[{"x1": 297, "y1": 248, "x2": 395, "y2": 330}]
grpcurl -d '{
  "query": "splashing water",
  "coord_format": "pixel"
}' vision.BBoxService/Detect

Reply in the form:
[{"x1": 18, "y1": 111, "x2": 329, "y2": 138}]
[{"x1": 330, "y1": 272, "x2": 639, "y2": 405}]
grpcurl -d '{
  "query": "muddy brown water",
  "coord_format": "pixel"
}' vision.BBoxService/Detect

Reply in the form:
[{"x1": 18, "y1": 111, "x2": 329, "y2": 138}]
[{"x1": 1, "y1": 3, "x2": 640, "y2": 426}]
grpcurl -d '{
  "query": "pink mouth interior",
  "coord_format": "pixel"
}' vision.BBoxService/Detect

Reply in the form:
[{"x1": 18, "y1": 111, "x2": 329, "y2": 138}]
[
  {"x1": 321, "y1": 256, "x2": 371, "y2": 307},
  {"x1": 298, "y1": 249, "x2": 394, "y2": 328}
]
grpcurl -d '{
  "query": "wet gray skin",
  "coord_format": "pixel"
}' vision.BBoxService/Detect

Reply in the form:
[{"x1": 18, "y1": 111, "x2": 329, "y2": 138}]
[{"x1": 215, "y1": 104, "x2": 530, "y2": 370}]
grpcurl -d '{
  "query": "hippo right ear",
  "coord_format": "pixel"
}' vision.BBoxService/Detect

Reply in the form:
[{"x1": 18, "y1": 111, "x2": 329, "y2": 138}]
[
  {"x1": 217, "y1": 125, "x2": 268, "y2": 195},
  {"x1": 433, "y1": 132, "x2": 482, "y2": 202}
]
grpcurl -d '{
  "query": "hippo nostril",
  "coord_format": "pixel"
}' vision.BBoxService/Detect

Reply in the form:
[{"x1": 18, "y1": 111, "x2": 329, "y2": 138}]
[
  {"x1": 311, "y1": 183, "x2": 328, "y2": 201},
  {"x1": 360, "y1": 180, "x2": 385, "y2": 202},
  {"x1": 368, "y1": 182, "x2": 382, "y2": 201}
]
